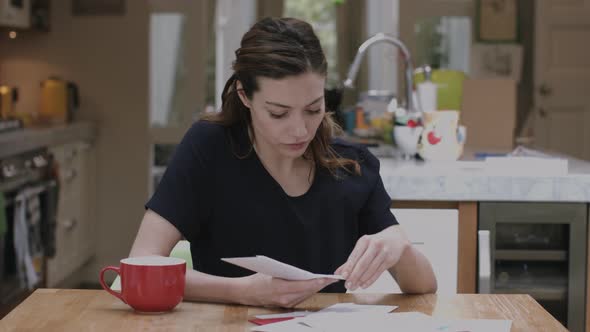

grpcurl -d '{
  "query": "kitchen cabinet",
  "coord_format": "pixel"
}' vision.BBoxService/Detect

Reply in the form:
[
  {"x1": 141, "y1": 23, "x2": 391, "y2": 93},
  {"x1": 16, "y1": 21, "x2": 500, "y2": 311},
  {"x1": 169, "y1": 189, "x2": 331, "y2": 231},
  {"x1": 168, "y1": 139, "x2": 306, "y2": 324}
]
[{"x1": 46, "y1": 141, "x2": 96, "y2": 287}]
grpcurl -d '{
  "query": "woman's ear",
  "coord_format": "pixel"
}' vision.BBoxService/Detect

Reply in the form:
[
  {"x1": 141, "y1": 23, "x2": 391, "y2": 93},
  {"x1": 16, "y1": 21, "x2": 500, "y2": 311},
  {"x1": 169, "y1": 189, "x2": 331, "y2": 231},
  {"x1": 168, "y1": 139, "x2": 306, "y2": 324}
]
[{"x1": 235, "y1": 81, "x2": 251, "y2": 109}]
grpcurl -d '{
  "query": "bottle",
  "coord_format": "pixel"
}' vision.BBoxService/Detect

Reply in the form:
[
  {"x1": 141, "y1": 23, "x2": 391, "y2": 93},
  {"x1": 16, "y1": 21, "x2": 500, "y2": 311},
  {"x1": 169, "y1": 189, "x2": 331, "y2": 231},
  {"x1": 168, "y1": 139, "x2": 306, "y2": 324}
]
[{"x1": 416, "y1": 65, "x2": 437, "y2": 113}]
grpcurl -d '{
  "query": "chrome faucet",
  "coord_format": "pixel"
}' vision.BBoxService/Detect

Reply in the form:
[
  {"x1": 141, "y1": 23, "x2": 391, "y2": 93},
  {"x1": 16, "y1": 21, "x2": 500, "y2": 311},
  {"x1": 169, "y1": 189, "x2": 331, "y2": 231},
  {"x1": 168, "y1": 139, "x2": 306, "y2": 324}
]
[{"x1": 343, "y1": 33, "x2": 416, "y2": 112}]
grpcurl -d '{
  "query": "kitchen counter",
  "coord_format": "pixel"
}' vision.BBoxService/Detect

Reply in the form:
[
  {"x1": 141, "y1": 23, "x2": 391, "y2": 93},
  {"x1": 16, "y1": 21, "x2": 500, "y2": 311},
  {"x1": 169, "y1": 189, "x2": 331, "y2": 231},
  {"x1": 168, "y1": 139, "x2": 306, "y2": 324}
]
[
  {"x1": 378, "y1": 148, "x2": 590, "y2": 203},
  {"x1": 0, "y1": 122, "x2": 97, "y2": 158},
  {"x1": 374, "y1": 146, "x2": 590, "y2": 303}
]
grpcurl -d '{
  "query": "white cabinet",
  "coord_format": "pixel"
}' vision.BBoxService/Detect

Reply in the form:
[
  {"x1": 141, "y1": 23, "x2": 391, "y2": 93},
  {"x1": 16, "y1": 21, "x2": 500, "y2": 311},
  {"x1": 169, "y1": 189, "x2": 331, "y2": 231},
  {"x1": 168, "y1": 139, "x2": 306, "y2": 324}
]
[
  {"x1": 350, "y1": 209, "x2": 458, "y2": 295},
  {"x1": 46, "y1": 141, "x2": 96, "y2": 287}
]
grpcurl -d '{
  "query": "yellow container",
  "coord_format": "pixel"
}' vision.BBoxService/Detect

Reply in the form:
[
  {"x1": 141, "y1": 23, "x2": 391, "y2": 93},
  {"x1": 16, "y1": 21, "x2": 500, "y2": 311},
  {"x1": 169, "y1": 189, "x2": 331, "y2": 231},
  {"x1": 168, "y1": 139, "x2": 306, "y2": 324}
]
[{"x1": 414, "y1": 69, "x2": 467, "y2": 111}]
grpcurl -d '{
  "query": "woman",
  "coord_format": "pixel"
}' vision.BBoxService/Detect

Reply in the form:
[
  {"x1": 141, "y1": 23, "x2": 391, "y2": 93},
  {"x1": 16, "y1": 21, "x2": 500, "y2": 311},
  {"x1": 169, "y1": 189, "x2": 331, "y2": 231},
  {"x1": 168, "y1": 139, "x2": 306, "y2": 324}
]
[{"x1": 130, "y1": 17, "x2": 436, "y2": 308}]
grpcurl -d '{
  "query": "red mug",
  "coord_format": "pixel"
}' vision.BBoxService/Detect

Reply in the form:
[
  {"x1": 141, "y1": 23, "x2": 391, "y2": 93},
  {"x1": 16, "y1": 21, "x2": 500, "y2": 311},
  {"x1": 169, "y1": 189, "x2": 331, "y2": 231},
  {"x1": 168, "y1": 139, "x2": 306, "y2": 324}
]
[{"x1": 99, "y1": 256, "x2": 186, "y2": 312}]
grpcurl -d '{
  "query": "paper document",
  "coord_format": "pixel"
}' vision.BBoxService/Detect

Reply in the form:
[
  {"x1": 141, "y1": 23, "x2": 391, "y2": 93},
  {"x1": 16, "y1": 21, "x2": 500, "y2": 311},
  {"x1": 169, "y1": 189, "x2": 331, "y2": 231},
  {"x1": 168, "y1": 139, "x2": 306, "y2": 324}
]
[
  {"x1": 251, "y1": 303, "x2": 398, "y2": 332},
  {"x1": 222, "y1": 256, "x2": 345, "y2": 281},
  {"x1": 251, "y1": 307, "x2": 511, "y2": 332}
]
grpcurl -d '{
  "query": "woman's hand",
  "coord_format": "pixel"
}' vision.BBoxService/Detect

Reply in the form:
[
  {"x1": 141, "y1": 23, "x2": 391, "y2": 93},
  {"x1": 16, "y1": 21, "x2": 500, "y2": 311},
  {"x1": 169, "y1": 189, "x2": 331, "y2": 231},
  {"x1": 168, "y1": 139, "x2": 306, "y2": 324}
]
[
  {"x1": 237, "y1": 273, "x2": 337, "y2": 308},
  {"x1": 335, "y1": 226, "x2": 410, "y2": 291}
]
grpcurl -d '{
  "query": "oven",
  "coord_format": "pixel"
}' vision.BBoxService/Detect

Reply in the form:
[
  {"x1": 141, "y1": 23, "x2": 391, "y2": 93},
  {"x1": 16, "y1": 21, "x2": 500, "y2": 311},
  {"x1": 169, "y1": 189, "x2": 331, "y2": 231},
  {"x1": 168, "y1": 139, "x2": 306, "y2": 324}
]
[{"x1": 0, "y1": 148, "x2": 58, "y2": 316}]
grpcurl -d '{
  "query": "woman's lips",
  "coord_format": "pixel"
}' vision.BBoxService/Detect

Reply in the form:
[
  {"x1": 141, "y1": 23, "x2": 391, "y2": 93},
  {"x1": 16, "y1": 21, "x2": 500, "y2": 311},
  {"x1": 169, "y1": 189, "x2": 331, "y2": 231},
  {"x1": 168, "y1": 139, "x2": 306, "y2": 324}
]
[{"x1": 285, "y1": 142, "x2": 307, "y2": 150}]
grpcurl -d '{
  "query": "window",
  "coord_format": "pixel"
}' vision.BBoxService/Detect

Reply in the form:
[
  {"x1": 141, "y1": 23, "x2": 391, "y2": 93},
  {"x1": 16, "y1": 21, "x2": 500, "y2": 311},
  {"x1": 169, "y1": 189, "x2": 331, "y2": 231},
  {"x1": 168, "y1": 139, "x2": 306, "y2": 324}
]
[
  {"x1": 150, "y1": 13, "x2": 187, "y2": 127},
  {"x1": 148, "y1": 1, "x2": 215, "y2": 194},
  {"x1": 284, "y1": 0, "x2": 339, "y2": 88}
]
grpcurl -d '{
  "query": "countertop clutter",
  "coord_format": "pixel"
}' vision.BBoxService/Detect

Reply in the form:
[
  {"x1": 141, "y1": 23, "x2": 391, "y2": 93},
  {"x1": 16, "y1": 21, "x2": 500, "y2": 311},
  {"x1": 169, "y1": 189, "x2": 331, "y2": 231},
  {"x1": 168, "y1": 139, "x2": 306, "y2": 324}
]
[{"x1": 0, "y1": 122, "x2": 96, "y2": 159}]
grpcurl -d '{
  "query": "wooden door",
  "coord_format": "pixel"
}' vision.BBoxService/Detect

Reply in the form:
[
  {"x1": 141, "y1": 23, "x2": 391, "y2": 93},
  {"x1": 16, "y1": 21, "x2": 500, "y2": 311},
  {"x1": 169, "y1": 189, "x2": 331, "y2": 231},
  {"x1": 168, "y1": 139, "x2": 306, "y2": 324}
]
[{"x1": 533, "y1": 1, "x2": 590, "y2": 161}]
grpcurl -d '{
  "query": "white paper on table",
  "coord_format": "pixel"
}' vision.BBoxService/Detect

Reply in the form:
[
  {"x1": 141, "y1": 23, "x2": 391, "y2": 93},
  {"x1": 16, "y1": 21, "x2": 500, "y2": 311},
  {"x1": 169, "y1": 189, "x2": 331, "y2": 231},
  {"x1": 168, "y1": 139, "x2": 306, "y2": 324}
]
[
  {"x1": 300, "y1": 309, "x2": 512, "y2": 332},
  {"x1": 300, "y1": 312, "x2": 419, "y2": 332},
  {"x1": 312, "y1": 303, "x2": 398, "y2": 315},
  {"x1": 251, "y1": 304, "x2": 398, "y2": 332},
  {"x1": 222, "y1": 256, "x2": 345, "y2": 281}
]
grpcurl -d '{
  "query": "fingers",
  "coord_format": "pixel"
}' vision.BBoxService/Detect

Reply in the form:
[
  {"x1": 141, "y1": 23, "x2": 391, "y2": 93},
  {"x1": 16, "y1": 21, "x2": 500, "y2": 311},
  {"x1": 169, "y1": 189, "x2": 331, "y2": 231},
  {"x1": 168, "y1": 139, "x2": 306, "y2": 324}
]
[
  {"x1": 278, "y1": 278, "x2": 332, "y2": 294},
  {"x1": 361, "y1": 259, "x2": 390, "y2": 290},
  {"x1": 357, "y1": 248, "x2": 387, "y2": 289},
  {"x1": 287, "y1": 279, "x2": 335, "y2": 307},
  {"x1": 340, "y1": 236, "x2": 370, "y2": 279},
  {"x1": 346, "y1": 242, "x2": 379, "y2": 291},
  {"x1": 274, "y1": 278, "x2": 336, "y2": 308}
]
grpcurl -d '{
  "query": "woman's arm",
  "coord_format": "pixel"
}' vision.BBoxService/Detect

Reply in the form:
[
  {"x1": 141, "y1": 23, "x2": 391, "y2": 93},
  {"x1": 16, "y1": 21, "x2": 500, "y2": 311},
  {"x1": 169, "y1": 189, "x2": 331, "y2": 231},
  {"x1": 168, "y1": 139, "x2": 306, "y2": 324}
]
[
  {"x1": 387, "y1": 231, "x2": 438, "y2": 294},
  {"x1": 335, "y1": 225, "x2": 437, "y2": 294},
  {"x1": 129, "y1": 210, "x2": 245, "y2": 303},
  {"x1": 130, "y1": 210, "x2": 335, "y2": 306}
]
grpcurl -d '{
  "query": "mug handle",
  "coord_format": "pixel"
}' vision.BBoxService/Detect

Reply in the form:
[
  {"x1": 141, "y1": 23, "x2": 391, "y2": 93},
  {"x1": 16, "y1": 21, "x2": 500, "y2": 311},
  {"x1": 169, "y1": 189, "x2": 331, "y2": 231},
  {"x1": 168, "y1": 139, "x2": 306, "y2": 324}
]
[{"x1": 99, "y1": 266, "x2": 126, "y2": 303}]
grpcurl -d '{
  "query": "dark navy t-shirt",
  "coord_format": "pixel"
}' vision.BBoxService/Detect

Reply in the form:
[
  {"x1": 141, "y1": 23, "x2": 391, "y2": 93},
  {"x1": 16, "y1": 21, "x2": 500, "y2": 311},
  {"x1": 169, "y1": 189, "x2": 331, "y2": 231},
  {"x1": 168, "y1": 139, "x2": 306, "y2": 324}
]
[{"x1": 146, "y1": 120, "x2": 398, "y2": 292}]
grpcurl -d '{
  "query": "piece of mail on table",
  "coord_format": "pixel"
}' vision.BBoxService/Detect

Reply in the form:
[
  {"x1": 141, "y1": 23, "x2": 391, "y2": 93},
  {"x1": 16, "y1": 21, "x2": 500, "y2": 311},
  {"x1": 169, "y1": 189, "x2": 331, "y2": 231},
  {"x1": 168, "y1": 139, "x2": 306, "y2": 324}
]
[{"x1": 222, "y1": 256, "x2": 345, "y2": 281}]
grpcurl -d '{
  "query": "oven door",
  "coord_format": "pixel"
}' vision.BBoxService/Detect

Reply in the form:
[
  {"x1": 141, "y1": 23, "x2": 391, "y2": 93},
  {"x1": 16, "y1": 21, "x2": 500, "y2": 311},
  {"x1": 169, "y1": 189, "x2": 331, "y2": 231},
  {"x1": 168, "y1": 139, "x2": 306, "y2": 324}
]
[{"x1": 0, "y1": 179, "x2": 58, "y2": 312}]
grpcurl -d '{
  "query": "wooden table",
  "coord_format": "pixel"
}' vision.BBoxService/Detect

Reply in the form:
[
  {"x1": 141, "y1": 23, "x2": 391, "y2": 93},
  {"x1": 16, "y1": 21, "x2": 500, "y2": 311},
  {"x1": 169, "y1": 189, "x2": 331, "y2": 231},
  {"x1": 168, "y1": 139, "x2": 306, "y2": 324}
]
[{"x1": 0, "y1": 289, "x2": 566, "y2": 331}]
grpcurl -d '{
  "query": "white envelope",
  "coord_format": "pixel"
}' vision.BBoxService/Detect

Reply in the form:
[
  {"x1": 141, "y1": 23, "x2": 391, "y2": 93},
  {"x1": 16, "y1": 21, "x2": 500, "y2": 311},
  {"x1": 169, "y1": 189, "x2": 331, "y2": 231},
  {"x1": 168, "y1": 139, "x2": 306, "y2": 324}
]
[{"x1": 222, "y1": 256, "x2": 345, "y2": 281}]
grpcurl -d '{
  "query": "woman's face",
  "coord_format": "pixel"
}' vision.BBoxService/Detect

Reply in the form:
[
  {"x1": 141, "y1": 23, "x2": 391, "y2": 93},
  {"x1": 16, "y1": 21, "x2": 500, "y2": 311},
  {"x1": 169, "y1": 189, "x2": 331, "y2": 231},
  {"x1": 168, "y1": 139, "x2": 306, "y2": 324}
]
[{"x1": 238, "y1": 72, "x2": 326, "y2": 159}]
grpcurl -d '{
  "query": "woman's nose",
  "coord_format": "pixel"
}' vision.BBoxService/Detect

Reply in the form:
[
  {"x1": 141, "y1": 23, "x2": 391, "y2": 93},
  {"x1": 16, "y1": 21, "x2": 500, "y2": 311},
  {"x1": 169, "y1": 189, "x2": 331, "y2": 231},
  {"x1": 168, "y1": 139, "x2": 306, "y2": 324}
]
[
  {"x1": 293, "y1": 124, "x2": 308, "y2": 138},
  {"x1": 290, "y1": 114, "x2": 308, "y2": 139}
]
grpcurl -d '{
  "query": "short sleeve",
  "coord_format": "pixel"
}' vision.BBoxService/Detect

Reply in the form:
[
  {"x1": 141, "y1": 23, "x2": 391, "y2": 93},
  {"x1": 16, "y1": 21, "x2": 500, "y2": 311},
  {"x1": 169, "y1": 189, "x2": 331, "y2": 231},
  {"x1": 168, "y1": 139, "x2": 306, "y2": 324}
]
[
  {"x1": 358, "y1": 148, "x2": 398, "y2": 235},
  {"x1": 145, "y1": 121, "x2": 219, "y2": 241}
]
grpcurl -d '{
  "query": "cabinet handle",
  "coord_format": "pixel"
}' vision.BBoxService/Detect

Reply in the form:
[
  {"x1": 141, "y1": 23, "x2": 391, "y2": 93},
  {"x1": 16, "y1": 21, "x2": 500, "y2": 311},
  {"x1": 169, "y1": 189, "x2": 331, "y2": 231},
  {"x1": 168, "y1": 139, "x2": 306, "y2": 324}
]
[
  {"x1": 61, "y1": 218, "x2": 78, "y2": 231},
  {"x1": 539, "y1": 108, "x2": 548, "y2": 118},
  {"x1": 64, "y1": 169, "x2": 77, "y2": 182},
  {"x1": 539, "y1": 83, "x2": 552, "y2": 97},
  {"x1": 65, "y1": 149, "x2": 78, "y2": 162},
  {"x1": 478, "y1": 230, "x2": 492, "y2": 294}
]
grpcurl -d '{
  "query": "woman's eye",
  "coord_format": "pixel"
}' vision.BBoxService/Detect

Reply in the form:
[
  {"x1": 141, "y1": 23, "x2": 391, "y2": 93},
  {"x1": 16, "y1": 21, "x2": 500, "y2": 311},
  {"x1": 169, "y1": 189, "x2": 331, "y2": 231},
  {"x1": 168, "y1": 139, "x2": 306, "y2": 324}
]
[
  {"x1": 307, "y1": 109, "x2": 321, "y2": 115},
  {"x1": 269, "y1": 112, "x2": 287, "y2": 119}
]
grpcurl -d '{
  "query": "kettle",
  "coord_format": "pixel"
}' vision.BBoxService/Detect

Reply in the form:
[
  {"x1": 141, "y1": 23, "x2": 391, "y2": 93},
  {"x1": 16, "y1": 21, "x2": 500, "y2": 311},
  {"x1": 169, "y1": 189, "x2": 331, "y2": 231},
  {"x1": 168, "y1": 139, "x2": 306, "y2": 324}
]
[
  {"x1": 39, "y1": 77, "x2": 79, "y2": 124},
  {"x1": 0, "y1": 85, "x2": 18, "y2": 119}
]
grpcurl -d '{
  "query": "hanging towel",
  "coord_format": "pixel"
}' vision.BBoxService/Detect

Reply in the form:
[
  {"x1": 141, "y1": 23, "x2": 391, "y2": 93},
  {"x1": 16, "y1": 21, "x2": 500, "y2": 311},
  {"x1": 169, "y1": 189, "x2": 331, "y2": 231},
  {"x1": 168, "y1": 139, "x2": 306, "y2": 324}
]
[{"x1": 13, "y1": 188, "x2": 41, "y2": 290}]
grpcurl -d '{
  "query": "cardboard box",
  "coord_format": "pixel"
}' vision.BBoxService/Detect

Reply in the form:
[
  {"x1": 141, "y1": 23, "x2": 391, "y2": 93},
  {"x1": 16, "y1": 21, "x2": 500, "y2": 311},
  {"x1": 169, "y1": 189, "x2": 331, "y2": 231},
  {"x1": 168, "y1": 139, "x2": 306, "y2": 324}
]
[{"x1": 460, "y1": 79, "x2": 517, "y2": 150}]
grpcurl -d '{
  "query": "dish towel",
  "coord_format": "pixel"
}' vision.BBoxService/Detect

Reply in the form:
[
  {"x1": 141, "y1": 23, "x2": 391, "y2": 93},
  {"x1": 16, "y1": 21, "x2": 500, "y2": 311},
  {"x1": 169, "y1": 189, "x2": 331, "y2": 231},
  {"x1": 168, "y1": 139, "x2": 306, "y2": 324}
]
[{"x1": 13, "y1": 188, "x2": 41, "y2": 289}]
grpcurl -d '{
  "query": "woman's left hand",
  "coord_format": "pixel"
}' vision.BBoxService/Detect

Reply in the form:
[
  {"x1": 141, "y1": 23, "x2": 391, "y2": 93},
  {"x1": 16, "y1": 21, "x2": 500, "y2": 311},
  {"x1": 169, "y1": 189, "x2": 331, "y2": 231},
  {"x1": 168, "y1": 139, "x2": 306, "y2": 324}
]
[{"x1": 335, "y1": 226, "x2": 410, "y2": 291}]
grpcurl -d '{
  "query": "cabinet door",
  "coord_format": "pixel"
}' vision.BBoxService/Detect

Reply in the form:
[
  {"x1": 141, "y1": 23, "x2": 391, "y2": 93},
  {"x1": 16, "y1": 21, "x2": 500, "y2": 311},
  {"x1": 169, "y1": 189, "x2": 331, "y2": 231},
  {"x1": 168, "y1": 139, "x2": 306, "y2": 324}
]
[
  {"x1": 74, "y1": 142, "x2": 96, "y2": 269},
  {"x1": 47, "y1": 144, "x2": 79, "y2": 286},
  {"x1": 349, "y1": 209, "x2": 458, "y2": 294},
  {"x1": 46, "y1": 142, "x2": 95, "y2": 287}
]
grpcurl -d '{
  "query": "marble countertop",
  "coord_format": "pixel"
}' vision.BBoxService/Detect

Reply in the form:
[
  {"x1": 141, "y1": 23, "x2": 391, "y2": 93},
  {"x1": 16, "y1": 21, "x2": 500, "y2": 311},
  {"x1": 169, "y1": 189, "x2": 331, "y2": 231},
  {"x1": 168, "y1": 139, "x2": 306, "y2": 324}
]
[
  {"x1": 0, "y1": 122, "x2": 97, "y2": 159},
  {"x1": 377, "y1": 147, "x2": 590, "y2": 203}
]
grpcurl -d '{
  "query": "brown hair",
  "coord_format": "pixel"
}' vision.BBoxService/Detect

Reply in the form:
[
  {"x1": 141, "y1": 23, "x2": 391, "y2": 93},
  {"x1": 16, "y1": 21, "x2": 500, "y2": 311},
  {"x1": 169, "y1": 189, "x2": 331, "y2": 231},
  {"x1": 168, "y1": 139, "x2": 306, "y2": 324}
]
[{"x1": 202, "y1": 17, "x2": 360, "y2": 176}]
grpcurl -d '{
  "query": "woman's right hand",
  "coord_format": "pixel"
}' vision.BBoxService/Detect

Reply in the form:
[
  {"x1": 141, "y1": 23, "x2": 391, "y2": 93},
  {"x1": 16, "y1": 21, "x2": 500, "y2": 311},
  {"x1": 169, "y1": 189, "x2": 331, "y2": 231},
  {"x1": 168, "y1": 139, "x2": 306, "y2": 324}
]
[{"x1": 236, "y1": 273, "x2": 337, "y2": 308}]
